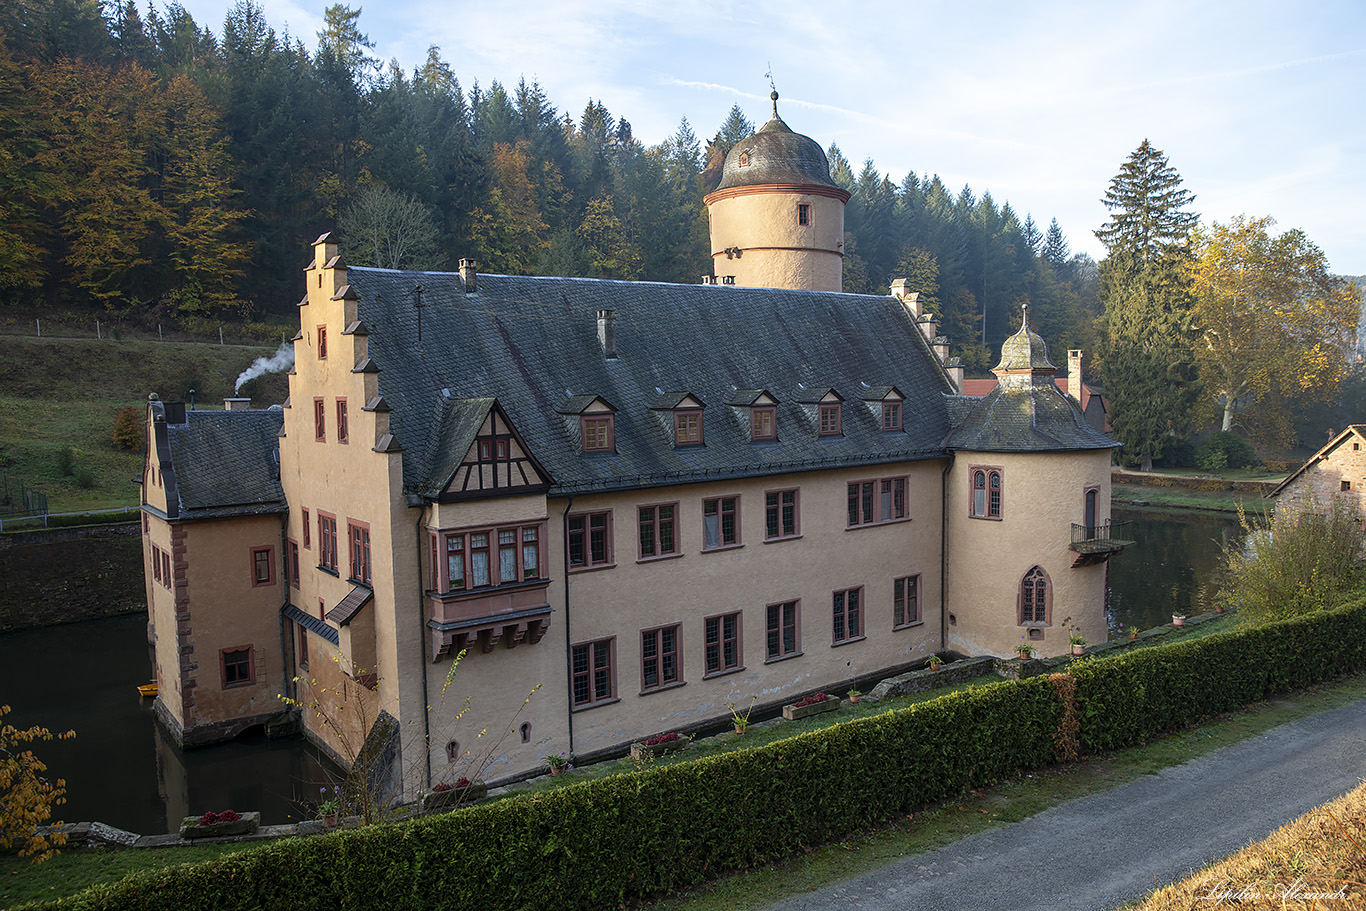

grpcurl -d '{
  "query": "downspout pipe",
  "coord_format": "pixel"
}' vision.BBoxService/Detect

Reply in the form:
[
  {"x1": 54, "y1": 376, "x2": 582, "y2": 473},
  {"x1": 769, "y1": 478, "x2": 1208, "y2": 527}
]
[
  {"x1": 415, "y1": 504, "x2": 432, "y2": 790},
  {"x1": 940, "y1": 452, "x2": 954, "y2": 654},
  {"x1": 561, "y1": 496, "x2": 575, "y2": 760}
]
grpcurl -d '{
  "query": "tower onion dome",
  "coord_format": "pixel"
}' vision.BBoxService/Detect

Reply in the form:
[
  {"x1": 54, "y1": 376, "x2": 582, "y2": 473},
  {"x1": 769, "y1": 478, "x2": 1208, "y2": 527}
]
[
  {"x1": 716, "y1": 92, "x2": 841, "y2": 191},
  {"x1": 993, "y1": 304, "x2": 1056, "y2": 376}
]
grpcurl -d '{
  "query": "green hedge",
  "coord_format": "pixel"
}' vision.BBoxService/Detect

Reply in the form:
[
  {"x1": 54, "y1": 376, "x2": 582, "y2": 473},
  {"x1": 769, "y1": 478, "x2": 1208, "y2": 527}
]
[
  {"x1": 1071, "y1": 598, "x2": 1366, "y2": 753},
  {"x1": 31, "y1": 678, "x2": 1061, "y2": 911},
  {"x1": 31, "y1": 602, "x2": 1366, "y2": 911}
]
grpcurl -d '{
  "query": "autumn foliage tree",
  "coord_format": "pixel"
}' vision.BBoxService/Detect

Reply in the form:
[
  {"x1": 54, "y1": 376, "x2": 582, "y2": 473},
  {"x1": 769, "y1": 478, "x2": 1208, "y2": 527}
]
[
  {"x1": 0, "y1": 705, "x2": 74, "y2": 863},
  {"x1": 1190, "y1": 215, "x2": 1360, "y2": 449}
]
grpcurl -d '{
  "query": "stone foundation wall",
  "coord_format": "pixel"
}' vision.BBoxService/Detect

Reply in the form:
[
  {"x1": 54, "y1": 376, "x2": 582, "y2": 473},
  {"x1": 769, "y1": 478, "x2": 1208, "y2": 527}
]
[{"x1": 0, "y1": 522, "x2": 144, "y2": 631}]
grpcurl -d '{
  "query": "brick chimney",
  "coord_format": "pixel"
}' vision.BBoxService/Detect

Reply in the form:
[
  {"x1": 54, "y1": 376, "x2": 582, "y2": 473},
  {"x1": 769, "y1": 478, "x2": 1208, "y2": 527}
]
[
  {"x1": 890, "y1": 280, "x2": 922, "y2": 318},
  {"x1": 224, "y1": 397, "x2": 251, "y2": 411},
  {"x1": 459, "y1": 258, "x2": 478, "y2": 293},
  {"x1": 597, "y1": 309, "x2": 617, "y2": 359},
  {"x1": 1068, "y1": 349, "x2": 1083, "y2": 402}
]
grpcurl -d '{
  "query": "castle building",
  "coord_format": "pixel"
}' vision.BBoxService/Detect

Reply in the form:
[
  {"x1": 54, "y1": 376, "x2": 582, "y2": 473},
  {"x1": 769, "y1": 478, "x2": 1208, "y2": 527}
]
[{"x1": 140, "y1": 101, "x2": 1122, "y2": 795}]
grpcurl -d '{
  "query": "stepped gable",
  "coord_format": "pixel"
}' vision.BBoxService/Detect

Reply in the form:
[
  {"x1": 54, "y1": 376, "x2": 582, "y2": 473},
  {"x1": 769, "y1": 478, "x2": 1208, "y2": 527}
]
[{"x1": 342, "y1": 268, "x2": 957, "y2": 497}]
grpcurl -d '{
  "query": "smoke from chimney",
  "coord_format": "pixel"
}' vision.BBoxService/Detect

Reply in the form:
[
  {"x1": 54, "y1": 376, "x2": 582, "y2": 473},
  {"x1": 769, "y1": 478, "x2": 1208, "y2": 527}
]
[{"x1": 235, "y1": 342, "x2": 295, "y2": 393}]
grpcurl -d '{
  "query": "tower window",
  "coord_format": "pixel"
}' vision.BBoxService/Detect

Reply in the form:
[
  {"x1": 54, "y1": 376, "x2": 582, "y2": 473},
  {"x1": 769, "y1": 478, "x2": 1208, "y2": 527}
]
[
  {"x1": 797, "y1": 204, "x2": 811, "y2": 226},
  {"x1": 739, "y1": 151, "x2": 750, "y2": 167}
]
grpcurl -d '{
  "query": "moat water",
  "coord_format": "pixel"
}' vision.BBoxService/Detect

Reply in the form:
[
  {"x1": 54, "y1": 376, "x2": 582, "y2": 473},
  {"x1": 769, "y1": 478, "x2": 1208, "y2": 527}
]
[{"x1": 0, "y1": 508, "x2": 1243, "y2": 834}]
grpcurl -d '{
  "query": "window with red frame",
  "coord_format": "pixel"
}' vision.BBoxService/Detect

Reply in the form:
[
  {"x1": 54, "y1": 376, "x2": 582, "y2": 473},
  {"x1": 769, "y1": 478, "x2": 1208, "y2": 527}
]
[
  {"x1": 971, "y1": 468, "x2": 1003, "y2": 518},
  {"x1": 251, "y1": 546, "x2": 275, "y2": 586},
  {"x1": 704, "y1": 612, "x2": 741, "y2": 675},
  {"x1": 894, "y1": 574, "x2": 920, "y2": 627},
  {"x1": 640, "y1": 625, "x2": 681, "y2": 690},
  {"x1": 702, "y1": 496, "x2": 738, "y2": 549},
  {"x1": 313, "y1": 398, "x2": 326, "y2": 441},
  {"x1": 847, "y1": 477, "x2": 907, "y2": 526},
  {"x1": 317, "y1": 325, "x2": 327, "y2": 359},
  {"x1": 765, "y1": 489, "x2": 799, "y2": 539},
  {"x1": 638, "y1": 504, "x2": 678, "y2": 558},
  {"x1": 336, "y1": 399, "x2": 349, "y2": 444},
  {"x1": 571, "y1": 638, "x2": 615, "y2": 707},
  {"x1": 750, "y1": 406, "x2": 776, "y2": 440},
  {"x1": 302, "y1": 508, "x2": 311, "y2": 547},
  {"x1": 567, "y1": 512, "x2": 611, "y2": 569},
  {"x1": 882, "y1": 401, "x2": 902, "y2": 430},
  {"x1": 765, "y1": 600, "x2": 799, "y2": 660},
  {"x1": 1021, "y1": 566, "x2": 1049, "y2": 623},
  {"x1": 581, "y1": 415, "x2": 614, "y2": 452},
  {"x1": 318, "y1": 513, "x2": 338, "y2": 573},
  {"x1": 818, "y1": 402, "x2": 841, "y2": 435},
  {"x1": 287, "y1": 540, "x2": 300, "y2": 589},
  {"x1": 441, "y1": 523, "x2": 542, "y2": 591},
  {"x1": 221, "y1": 646, "x2": 254, "y2": 687},
  {"x1": 833, "y1": 586, "x2": 863, "y2": 643},
  {"x1": 674, "y1": 410, "x2": 702, "y2": 446},
  {"x1": 348, "y1": 522, "x2": 371, "y2": 584}
]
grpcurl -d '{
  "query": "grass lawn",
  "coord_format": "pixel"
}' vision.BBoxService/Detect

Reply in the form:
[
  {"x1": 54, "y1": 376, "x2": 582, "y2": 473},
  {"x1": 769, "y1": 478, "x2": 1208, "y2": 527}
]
[{"x1": 1112, "y1": 482, "x2": 1272, "y2": 516}]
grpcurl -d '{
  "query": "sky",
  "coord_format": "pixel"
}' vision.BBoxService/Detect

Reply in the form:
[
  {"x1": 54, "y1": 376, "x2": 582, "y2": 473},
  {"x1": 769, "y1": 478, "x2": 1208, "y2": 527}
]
[{"x1": 174, "y1": 0, "x2": 1366, "y2": 274}]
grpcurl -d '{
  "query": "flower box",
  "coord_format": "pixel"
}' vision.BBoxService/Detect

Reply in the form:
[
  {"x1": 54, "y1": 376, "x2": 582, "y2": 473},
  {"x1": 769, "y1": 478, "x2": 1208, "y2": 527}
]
[
  {"x1": 630, "y1": 734, "x2": 690, "y2": 761},
  {"x1": 419, "y1": 780, "x2": 488, "y2": 813},
  {"x1": 179, "y1": 810, "x2": 259, "y2": 839},
  {"x1": 782, "y1": 694, "x2": 840, "y2": 721}
]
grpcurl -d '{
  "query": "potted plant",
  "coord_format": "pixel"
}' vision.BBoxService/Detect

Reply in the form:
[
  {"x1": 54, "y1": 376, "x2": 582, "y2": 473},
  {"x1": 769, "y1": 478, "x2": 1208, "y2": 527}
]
[
  {"x1": 180, "y1": 809, "x2": 260, "y2": 839},
  {"x1": 630, "y1": 732, "x2": 691, "y2": 761},
  {"x1": 1068, "y1": 634, "x2": 1087, "y2": 656},
  {"x1": 317, "y1": 790, "x2": 341, "y2": 828},
  {"x1": 1172, "y1": 614, "x2": 1186, "y2": 627},
  {"x1": 545, "y1": 752, "x2": 571, "y2": 777},
  {"x1": 847, "y1": 687, "x2": 862, "y2": 705},
  {"x1": 927, "y1": 655, "x2": 943, "y2": 671},
  {"x1": 782, "y1": 691, "x2": 840, "y2": 721},
  {"x1": 726, "y1": 697, "x2": 755, "y2": 736},
  {"x1": 1014, "y1": 643, "x2": 1034, "y2": 660},
  {"x1": 1127, "y1": 626, "x2": 1139, "y2": 640}
]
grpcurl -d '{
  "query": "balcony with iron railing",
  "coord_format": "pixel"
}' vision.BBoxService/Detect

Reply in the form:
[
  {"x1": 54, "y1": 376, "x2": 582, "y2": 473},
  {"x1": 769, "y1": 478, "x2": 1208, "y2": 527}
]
[{"x1": 1069, "y1": 519, "x2": 1135, "y2": 566}]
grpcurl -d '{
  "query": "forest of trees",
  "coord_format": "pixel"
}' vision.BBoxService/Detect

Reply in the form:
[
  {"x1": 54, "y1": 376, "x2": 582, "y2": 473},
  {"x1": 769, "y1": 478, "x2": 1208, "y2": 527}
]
[
  {"x1": 0, "y1": 0, "x2": 1099, "y2": 369},
  {"x1": 1, "y1": 0, "x2": 1359, "y2": 457}
]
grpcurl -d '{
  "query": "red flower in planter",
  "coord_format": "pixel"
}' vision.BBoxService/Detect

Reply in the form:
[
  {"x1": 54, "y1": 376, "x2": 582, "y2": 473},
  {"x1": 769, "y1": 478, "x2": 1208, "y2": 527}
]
[
  {"x1": 643, "y1": 732, "x2": 680, "y2": 747},
  {"x1": 454, "y1": 777, "x2": 471, "y2": 788},
  {"x1": 197, "y1": 810, "x2": 241, "y2": 825},
  {"x1": 792, "y1": 692, "x2": 830, "y2": 709}
]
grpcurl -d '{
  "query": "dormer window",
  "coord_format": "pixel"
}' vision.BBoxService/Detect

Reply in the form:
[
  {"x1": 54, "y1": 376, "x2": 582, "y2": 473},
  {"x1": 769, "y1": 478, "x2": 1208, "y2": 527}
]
[
  {"x1": 882, "y1": 401, "x2": 902, "y2": 431},
  {"x1": 738, "y1": 151, "x2": 750, "y2": 167},
  {"x1": 818, "y1": 402, "x2": 841, "y2": 436},
  {"x1": 674, "y1": 409, "x2": 703, "y2": 446},
  {"x1": 751, "y1": 406, "x2": 776, "y2": 440},
  {"x1": 582, "y1": 415, "x2": 614, "y2": 452}
]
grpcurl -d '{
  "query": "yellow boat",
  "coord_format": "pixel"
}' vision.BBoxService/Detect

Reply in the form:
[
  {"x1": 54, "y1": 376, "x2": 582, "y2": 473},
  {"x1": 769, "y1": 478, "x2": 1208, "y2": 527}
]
[{"x1": 137, "y1": 682, "x2": 158, "y2": 698}]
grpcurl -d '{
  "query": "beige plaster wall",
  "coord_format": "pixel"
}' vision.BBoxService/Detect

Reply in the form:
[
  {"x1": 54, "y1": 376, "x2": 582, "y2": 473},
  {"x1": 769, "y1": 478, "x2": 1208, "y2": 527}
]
[
  {"x1": 945, "y1": 449, "x2": 1112, "y2": 658},
  {"x1": 282, "y1": 241, "x2": 426, "y2": 794},
  {"x1": 707, "y1": 190, "x2": 844, "y2": 292},
  {"x1": 143, "y1": 513, "x2": 182, "y2": 725},
  {"x1": 546, "y1": 461, "x2": 943, "y2": 758},
  {"x1": 180, "y1": 515, "x2": 285, "y2": 727}
]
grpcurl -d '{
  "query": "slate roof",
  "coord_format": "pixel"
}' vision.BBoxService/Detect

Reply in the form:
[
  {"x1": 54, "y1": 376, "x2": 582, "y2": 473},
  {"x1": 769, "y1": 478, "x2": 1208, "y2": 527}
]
[
  {"x1": 162, "y1": 408, "x2": 286, "y2": 518},
  {"x1": 342, "y1": 269, "x2": 960, "y2": 497},
  {"x1": 944, "y1": 314, "x2": 1117, "y2": 454},
  {"x1": 715, "y1": 95, "x2": 844, "y2": 193}
]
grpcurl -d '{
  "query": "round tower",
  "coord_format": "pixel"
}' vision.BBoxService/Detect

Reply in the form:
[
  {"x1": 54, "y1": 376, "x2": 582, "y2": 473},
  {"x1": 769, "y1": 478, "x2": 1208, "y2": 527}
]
[{"x1": 703, "y1": 92, "x2": 850, "y2": 292}]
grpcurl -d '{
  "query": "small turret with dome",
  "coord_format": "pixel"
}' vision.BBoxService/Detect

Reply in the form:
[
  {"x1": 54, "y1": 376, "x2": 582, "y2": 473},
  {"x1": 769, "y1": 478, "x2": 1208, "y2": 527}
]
[
  {"x1": 945, "y1": 306, "x2": 1117, "y2": 453},
  {"x1": 703, "y1": 91, "x2": 851, "y2": 292}
]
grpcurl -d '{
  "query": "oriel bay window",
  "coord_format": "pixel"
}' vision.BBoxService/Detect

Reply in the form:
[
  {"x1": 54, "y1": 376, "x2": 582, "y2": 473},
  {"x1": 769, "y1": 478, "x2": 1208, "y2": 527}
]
[{"x1": 437, "y1": 523, "x2": 544, "y2": 592}]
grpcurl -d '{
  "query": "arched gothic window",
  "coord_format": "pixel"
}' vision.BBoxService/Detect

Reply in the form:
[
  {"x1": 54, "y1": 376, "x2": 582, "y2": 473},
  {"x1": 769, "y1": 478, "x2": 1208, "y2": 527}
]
[{"x1": 1019, "y1": 566, "x2": 1050, "y2": 624}]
